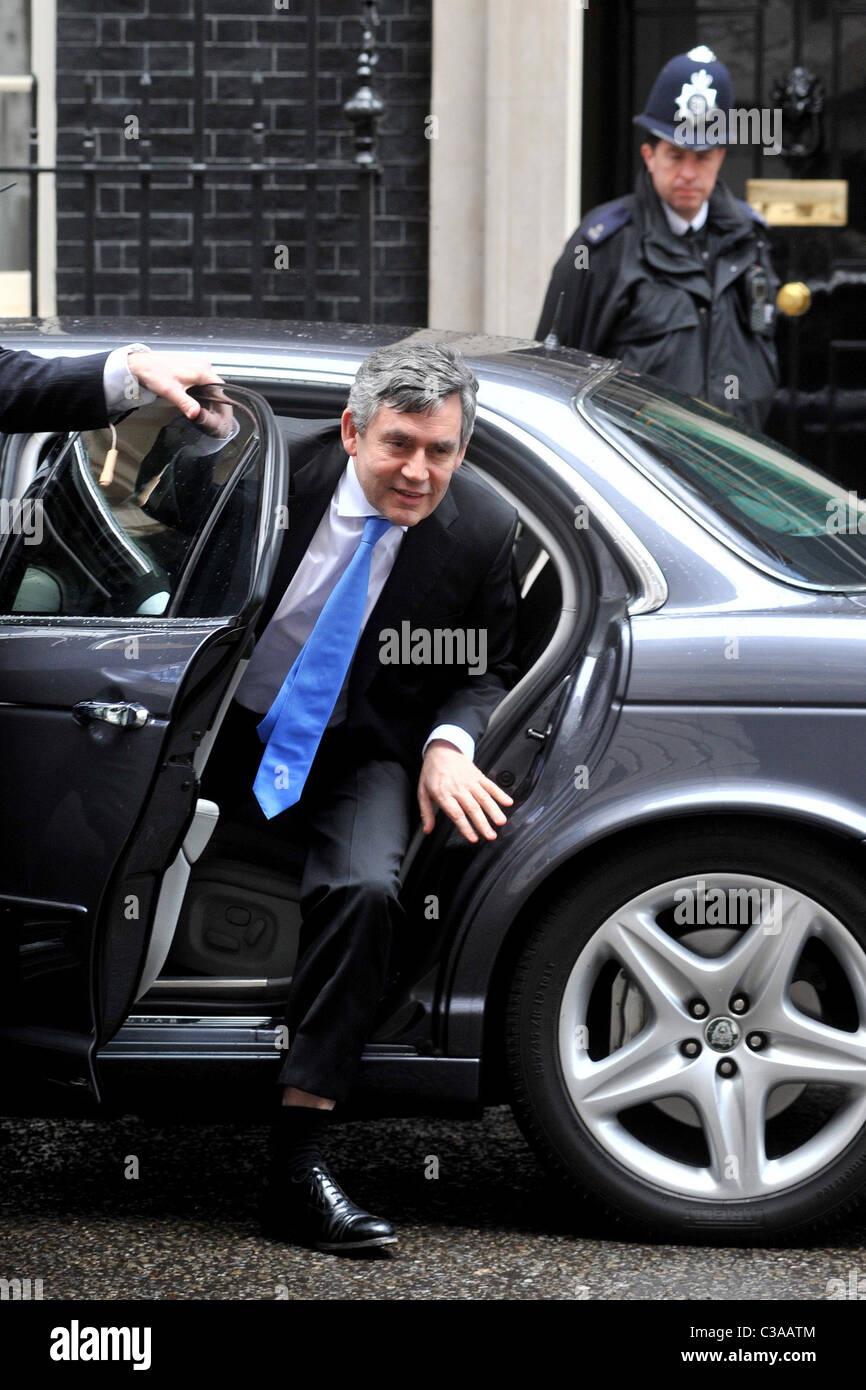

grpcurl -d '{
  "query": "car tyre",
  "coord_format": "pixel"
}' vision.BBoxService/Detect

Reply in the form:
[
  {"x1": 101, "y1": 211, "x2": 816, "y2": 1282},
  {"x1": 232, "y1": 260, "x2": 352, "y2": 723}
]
[{"x1": 506, "y1": 822, "x2": 866, "y2": 1242}]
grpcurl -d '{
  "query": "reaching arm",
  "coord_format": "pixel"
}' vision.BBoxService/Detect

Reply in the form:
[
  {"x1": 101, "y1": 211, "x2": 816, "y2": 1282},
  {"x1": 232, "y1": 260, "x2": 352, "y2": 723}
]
[
  {"x1": 0, "y1": 342, "x2": 224, "y2": 436},
  {"x1": 0, "y1": 346, "x2": 110, "y2": 434}
]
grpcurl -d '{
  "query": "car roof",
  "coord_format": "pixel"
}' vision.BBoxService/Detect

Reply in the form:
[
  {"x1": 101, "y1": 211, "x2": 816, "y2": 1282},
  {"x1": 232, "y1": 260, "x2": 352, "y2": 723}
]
[{"x1": 0, "y1": 316, "x2": 611, "y2": 407}]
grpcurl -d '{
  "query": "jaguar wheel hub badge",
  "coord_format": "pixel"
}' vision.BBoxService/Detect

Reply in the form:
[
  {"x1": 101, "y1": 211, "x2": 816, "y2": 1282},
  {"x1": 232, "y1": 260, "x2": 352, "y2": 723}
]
[{"x1": 705, "y1": 1016, "x2": 740, "y2": 1052}]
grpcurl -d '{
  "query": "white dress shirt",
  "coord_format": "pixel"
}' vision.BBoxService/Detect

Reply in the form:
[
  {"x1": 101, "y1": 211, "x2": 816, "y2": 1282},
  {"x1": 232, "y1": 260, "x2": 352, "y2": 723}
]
[
  {"x1": 661, "y1": 198, "x2": 709, "y2": 236},
  {"x1": 234, "y1": 456, "x2": 474, "y2": 760},
  {"x1": 102, "y1": 343, "x2": 157, "y2": 414}
]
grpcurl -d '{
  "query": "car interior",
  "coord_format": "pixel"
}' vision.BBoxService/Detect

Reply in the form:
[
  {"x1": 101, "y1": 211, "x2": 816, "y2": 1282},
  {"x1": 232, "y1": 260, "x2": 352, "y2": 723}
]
[{"x1": 0, "y1": 385, "x2": 588, "y2": 1023}]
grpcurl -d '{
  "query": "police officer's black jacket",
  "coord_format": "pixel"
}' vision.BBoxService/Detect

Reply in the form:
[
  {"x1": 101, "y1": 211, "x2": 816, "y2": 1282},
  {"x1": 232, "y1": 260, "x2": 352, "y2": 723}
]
[{"x1": 536, "y1": 167, "x2": 780, "y2": 429}]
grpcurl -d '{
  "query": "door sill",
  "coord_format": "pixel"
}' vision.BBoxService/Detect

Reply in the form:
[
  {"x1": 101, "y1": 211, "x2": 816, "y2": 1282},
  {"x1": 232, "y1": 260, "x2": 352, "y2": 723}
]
[{"x1": 102, "y1": 1015, "x2": 418, "y2": 1060}]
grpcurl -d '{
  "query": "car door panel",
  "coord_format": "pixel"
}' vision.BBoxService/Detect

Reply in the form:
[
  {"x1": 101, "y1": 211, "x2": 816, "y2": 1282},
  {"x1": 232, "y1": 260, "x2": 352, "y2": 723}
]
[
  {"x1": 0, "y1": 624, "x2": 218, "y2": 714},
  {"x1": 0, "y1": 384, "x2": 286, "y2": 1098}
]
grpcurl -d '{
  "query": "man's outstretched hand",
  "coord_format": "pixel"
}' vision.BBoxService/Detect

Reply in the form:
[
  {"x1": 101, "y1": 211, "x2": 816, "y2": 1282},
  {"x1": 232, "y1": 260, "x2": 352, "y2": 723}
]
[
  {"x1": 127, "y1": 350, "x2": 229, "y2": 433},
  {"x1": 418, "y1": 740, "x2": 514, "y2": 844}
]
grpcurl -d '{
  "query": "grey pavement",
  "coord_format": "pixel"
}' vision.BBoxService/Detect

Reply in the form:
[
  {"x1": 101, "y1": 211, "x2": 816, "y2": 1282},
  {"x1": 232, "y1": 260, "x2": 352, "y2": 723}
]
[{"x1": 0, "y1": 1105, "x2": 864, "y2": 1301}]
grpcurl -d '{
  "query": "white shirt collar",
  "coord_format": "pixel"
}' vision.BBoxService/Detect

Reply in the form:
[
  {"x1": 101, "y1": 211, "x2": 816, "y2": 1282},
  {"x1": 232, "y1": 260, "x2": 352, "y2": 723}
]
[
  {"x1": 335, "y1": 457, "x2": 408, "y2": 532},
  {"x1": 661, "y1": 198, "x2": 709, "y2": 235}
]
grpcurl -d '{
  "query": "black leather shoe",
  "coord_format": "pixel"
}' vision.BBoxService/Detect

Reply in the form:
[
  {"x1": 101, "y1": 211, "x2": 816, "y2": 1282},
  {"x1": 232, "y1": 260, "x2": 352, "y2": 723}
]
[{"x1": 263, "y1": 1163, "x2": 397, "y2": 1253}]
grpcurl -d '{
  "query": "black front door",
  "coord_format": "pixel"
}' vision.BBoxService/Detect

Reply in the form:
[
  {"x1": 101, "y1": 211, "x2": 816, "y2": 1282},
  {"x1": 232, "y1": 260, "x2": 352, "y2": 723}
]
[
  {"x1": 0, "y1": 384, "x2": 286, "y2": 1100},
  {"x1": 583, "y1": 0, "x2": 866, "y2": 483}
]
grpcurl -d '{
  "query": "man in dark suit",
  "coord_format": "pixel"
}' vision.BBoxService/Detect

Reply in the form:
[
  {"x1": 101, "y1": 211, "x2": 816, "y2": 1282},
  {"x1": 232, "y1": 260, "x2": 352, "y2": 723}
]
[
  {"x1": 203, "y1": 341, "x2": 519, "y2": 1253},
  {"x1": 0, "y1": 340, "x2": 222, "y2": 433}
]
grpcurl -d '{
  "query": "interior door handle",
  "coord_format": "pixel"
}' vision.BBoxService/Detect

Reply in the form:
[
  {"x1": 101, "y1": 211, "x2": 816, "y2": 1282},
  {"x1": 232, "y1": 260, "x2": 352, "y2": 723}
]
[{"x1": 72, "y1": 700, "x2": 151, "y2": 729}]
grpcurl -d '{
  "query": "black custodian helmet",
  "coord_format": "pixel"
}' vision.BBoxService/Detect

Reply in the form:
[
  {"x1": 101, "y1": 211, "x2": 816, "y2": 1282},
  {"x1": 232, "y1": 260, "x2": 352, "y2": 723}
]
[{"x1": 633, "y1": 46, "x2": 734, "y2": 148}]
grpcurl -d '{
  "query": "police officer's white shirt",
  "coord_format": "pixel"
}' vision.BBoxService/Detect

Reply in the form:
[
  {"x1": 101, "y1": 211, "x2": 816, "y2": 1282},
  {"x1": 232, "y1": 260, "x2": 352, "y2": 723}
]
[
  {"x1": 661, "y1": 199, "x2": 709, "y2": 236},
  {"x1": 234, "y1": 456, "x2": 474, "y2": 760}
]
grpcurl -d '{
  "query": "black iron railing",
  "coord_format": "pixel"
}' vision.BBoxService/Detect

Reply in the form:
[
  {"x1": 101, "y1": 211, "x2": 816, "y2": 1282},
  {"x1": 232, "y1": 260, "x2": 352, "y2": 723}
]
[{"x1": 0, "y1": 0, "x2": 385, "y2": 321}]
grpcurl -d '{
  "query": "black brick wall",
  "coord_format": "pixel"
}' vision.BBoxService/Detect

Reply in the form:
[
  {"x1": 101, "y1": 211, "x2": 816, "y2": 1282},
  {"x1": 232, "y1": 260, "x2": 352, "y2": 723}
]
[{"x1": 54, "y1": 0, "x2": 432, "y2": 325}]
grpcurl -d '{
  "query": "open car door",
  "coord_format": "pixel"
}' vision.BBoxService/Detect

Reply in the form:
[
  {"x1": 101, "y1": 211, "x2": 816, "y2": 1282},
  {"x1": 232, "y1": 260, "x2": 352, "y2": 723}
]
[{"x1": 0, "y1": 384, "x2": 286, "y2": 1104}]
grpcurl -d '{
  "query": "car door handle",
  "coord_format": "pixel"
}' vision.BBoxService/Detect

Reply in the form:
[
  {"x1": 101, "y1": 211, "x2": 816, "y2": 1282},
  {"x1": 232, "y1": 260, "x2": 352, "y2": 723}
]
[{"x1": 72, "y1": 700, "x2": 151, "y2": 729}]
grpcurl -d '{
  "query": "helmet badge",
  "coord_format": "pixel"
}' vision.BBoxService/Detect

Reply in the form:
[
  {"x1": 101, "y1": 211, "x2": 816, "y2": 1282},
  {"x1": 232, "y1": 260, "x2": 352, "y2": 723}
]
[{"x1": 675, "y1": 69, "x2": 718, "y2": 121}]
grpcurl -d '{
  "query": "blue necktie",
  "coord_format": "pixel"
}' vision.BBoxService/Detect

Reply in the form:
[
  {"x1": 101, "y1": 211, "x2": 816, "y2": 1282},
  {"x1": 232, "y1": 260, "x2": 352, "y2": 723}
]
[{"x1": 253, "y1": 514, "x2": 393, "y2": 819}]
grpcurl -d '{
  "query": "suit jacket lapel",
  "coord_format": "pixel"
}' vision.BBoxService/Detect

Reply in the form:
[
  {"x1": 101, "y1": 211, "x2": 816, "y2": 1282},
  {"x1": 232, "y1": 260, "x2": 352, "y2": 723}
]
[
  {"x1": 348, "y1": 485, "x2": 460, "y2": 701},
  {"x1": 254, "y1": 435, "x2": 346, "y2": 638},
  {"x1": 255, "y1": 431, "x2": 463, "y2": 704}
]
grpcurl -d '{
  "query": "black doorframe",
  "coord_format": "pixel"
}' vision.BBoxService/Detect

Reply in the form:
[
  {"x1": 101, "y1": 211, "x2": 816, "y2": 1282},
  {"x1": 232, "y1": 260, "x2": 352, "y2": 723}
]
[{"x1": 581, "y1": 0, "x2": 636, "y2": 217}]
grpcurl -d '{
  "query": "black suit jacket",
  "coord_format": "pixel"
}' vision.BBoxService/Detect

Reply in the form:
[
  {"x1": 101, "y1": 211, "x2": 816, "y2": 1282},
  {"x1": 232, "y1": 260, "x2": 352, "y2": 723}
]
[
  {"x1": 139, "y1": 413, "x2": 520, "y2": 774},
  {"x1": 255, "y1": 419, "x2": 520, "y2": 774},
  {"x1": 0, "y1": 346, "x2": 110, "y2": 434}
]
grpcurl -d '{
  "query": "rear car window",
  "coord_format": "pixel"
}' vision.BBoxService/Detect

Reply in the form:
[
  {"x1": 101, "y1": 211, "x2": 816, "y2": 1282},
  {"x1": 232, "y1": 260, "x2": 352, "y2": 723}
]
[{"x1": 584, "y1": 373, "x2": 866, "y2": 590}]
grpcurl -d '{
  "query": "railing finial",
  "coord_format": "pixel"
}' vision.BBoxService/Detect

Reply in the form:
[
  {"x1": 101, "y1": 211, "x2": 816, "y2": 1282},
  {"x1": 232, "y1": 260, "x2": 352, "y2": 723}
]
[{"x1": 343, "y1": 1, "x2": 384, "y2": 168}]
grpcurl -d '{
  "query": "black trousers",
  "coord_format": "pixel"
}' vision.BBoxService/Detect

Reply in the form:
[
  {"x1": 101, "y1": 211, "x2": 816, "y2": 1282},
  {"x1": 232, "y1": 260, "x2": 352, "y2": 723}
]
[{"x1": 201, "y1": 701, "x2": 414, "y2": 1105}]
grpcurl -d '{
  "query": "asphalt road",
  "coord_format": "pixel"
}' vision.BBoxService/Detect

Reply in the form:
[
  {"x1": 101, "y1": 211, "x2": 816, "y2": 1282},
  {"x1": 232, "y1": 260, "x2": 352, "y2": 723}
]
[{"x1": 1, "y1": 1105, "x2": 864, "y2": 1301}]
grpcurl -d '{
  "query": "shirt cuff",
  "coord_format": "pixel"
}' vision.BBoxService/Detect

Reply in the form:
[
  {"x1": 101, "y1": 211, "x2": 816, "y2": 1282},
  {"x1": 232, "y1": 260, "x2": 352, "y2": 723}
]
[
  {"x1": 103, "y1": 343, "x2": 156, "y2": 416},
  {"x1": 182, "y1": 415, "x2": 242, "y2": 456},
  {"x1": 423, "y1": 724, "x2": 475, "y2": 761}
]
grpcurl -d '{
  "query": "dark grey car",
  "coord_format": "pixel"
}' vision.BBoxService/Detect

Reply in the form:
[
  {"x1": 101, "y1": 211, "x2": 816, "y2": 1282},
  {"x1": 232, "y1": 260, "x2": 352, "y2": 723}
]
[{"x1": 2, "y1": 318, "x2": 866, "y2": 1244}]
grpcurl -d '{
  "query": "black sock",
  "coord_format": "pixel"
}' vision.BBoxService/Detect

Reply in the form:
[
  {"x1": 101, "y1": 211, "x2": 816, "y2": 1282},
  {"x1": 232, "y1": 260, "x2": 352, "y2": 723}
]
[{"x1": 270, "y1": 1105, "x2": 333, "y2": 1177}]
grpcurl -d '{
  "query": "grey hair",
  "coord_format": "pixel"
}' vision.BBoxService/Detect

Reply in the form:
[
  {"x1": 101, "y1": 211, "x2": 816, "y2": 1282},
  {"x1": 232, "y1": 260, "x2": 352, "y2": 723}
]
[{"x1": 347, "y1": 341, "x2": 479, "y2": 449}]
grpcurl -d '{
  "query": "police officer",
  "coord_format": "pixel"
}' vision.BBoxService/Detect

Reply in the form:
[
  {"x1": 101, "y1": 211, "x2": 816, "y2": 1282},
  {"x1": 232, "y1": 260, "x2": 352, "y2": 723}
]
[{"x1": 536, "y1": 47, "x2": 780, "y2": 429}]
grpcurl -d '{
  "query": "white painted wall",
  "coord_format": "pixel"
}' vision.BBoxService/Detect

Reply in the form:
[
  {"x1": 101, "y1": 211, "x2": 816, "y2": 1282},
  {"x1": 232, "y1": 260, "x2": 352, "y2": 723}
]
[
  {"x1": 0, "y1": 0, "x2": 56, "y2": 315},
  {"x1": 428, "y1": 0, "x2": 584, "y2": 338}
]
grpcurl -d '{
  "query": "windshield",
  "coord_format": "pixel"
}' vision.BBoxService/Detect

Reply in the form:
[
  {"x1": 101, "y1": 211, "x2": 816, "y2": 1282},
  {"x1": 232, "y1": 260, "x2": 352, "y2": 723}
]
[{"x1": 583, "y1": 372, "x2": 866, "y2": 590}]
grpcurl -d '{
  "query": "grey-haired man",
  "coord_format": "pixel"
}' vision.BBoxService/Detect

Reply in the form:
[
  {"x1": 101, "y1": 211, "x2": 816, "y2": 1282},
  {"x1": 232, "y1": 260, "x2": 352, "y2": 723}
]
[{"x1": 203, "y1": 341, "x2": 519, "y2": 1253}]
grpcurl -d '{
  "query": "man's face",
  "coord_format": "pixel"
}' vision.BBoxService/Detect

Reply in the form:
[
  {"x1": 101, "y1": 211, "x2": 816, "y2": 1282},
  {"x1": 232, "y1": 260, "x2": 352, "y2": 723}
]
[
  {"x1": 341, "y1": 392, "x2": 467, "y2": 527},
  {"x1": 640, "y1": 139, "x2": 725, "y2": 219}
]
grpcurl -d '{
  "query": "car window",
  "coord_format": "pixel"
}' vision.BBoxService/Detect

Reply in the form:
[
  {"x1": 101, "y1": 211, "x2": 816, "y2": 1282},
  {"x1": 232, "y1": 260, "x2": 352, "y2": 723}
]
[
  {"x1": 585, "y1": 373, "x2": 866, "y2": 589},
  {"x1": 0, "y1": 388, "x2": 263, "y2": 619}
]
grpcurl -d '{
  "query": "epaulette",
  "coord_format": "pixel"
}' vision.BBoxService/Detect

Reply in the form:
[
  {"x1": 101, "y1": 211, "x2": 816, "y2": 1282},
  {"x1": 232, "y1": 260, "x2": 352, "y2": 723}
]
[
  {"x1": 577, "y1": 197, "x2": 633, "y2": 246},
  {"x1": 736, "y1": 197, "x2": 769, "y2": 228}
]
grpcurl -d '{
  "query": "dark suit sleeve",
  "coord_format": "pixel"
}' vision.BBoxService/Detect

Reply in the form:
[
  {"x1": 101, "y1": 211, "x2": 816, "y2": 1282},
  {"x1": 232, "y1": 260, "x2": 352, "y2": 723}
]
[
  {"x1": 427, "y1": 508, "x2": 520, "y2": 751},
  {"x1": 0, "y1": 346, "x2": 110, "y2": 434}
]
